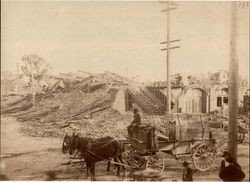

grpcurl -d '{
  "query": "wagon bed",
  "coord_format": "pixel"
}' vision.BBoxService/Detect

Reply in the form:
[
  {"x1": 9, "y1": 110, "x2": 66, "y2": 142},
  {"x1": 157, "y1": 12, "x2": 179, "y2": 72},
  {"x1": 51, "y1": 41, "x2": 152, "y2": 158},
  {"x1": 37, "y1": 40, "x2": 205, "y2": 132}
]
[{"x1": 124, "y1": 113, "x2": 217, "y2": 173}]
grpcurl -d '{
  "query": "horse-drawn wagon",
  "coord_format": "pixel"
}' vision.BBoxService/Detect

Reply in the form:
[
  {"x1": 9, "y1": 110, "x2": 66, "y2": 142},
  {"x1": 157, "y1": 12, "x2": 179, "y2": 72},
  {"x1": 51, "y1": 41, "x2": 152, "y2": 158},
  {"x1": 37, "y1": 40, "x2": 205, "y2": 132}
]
[
  {"x1": 62, "y1": 113, "x2": 217, "y2": 180},
  {"x1": 124, "y1": 113, "x2": 217, "y2": 173}
]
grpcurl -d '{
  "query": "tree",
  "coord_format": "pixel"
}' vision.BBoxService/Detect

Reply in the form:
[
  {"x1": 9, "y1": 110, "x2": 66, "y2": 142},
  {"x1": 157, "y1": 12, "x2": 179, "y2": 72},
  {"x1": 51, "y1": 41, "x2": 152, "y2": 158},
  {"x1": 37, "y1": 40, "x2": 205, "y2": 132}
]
[
  {"x1": 21, "y1": 54, "x2": 49, "y2": 106},
  {"x1": 21, "y1": 55, "x2": 49, "y2": 81}
]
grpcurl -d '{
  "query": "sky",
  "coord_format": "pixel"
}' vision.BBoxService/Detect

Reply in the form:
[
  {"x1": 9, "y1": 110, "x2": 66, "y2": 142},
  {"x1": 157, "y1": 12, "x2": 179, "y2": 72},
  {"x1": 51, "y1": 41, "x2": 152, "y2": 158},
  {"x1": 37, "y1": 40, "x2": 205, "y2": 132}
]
[{"x1": 1, "y1": 1, "x2": 249, "y2": 81}]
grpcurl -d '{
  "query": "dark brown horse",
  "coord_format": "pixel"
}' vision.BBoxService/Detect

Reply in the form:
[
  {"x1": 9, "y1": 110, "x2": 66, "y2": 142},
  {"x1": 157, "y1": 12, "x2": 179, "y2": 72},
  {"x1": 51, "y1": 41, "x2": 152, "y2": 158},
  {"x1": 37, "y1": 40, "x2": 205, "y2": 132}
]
[
  {"x1": 62, "y1": 133, "x2": 72, "y2": 154},
  {"x1": 69, "y1": 133, "x2": 124, "y2": 181},
  {"x1": 62, "y1": 133, "x2": 87, "y2": 170},
  {"x1": 62, "y1": 133, "x2": 118, "y2": 175}
]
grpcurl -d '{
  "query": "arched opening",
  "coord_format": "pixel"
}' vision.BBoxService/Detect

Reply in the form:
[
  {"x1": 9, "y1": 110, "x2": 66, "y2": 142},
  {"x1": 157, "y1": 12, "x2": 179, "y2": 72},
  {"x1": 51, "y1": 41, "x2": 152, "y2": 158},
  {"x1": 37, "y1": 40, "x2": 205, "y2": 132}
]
[{"x1": 179, "y1": 88, "x2": 206, "y2": 113}]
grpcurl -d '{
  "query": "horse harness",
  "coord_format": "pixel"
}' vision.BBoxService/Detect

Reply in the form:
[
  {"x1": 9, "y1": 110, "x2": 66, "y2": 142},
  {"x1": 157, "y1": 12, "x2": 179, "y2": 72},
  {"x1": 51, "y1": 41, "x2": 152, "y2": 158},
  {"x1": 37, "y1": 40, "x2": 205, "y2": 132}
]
[
  {"x1": 77, "y1": 136, "x2": 121, "y2": 161},
  {"x1": 74, "y1": 136, "x2": 130, "y2": 168}
]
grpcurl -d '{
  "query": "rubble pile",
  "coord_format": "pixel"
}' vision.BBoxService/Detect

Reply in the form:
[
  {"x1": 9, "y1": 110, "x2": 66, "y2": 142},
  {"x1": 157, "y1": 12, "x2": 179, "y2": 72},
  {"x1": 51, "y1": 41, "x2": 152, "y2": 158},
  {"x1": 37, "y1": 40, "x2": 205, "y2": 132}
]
[
  {"x1": 1, "y1": 95, "x2": 25, "y2": 108},
  {"x1": 143, "y1": 115, "x2": 169, "y2": 134},
  {"x1": 66, "y1": 109, "x2": 133, "y2": 139},
  {"x1": 53, "y1": 112, "x2": 167, "y2": 140},
  {"x1": 209, "y1": 110, "x2": 249, "y2": 144},
  {"x1": 1, "y1": 72, "x2": 132, "y2": 138},
  {"x1": 19, "y1": 124, "x2": 62, "y2": 138},
  {"x1": 2, "y1": 71, "x2": 248, "y2": 142},
  {"x1": 17, "y1": 109, "x2": 132, "y2": 139},
  {"x1": 208, "y1": 110, "x2": 228, "y2": 122},
  {"x1": 42, "y1": 88, "x2": 116, "y2": 122}
]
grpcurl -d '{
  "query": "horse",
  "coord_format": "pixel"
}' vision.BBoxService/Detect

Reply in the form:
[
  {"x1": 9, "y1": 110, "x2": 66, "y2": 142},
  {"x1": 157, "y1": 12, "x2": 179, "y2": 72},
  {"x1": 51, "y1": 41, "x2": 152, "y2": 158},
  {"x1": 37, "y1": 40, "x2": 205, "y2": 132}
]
[
  {"x1": 62, "y1": 133, "x2": 124, "y2": 179},
  {"x1": 62, "y1": 133, "x2": 72, "y2": 154},
  {"x1": 62, "y1": 133, "x2": 87, "y2": 171},
  {"x1": 69, "y1": 133, "x2": 124, "y2": 181}
]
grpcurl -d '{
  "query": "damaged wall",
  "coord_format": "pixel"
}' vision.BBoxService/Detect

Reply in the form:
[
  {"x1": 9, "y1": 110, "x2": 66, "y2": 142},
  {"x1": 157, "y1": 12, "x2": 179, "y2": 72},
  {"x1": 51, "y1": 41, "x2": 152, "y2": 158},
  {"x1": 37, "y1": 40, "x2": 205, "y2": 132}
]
[
  {"x1": 112, "y1": 89, "x2": 127, "y2": 115},
  {"x1": 177, "y1": 88, "x2": 207, "y2": 113}
]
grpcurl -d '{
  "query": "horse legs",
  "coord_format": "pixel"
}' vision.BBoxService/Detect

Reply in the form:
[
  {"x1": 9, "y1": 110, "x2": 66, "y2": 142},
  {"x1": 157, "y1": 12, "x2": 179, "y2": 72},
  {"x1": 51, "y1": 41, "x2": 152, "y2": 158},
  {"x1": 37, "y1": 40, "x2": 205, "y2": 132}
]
[
  {"x1": 91, "y1": 163, "x2": 96, "y2": 181},
  {"x1": 80, "y1": 158, "x2": 85, "y2": 172},
  {"x1": 117, "y1": 153, "x2": 126, "y2": 177},
  {"x1": 114, "y1": 157, "x2": 120, "y2": 176},
  {"x1": 93, "y1": 163, "x2": 96, "y2": 181},
  {"x1": 106, "y1": 158, "x2": 111, "y2": 174},
  {"x1": 89, "y1": 162, "x2": 96, "y2": 181},
  {"x1": 85, "y1": 161, "x2": 89, "y2": 178}
]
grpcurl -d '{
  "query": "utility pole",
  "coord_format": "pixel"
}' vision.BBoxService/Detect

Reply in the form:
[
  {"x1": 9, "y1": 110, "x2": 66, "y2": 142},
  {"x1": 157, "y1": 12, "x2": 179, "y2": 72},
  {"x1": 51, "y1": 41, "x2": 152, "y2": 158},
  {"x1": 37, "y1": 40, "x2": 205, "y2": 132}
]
[
  {"x1": 227, "y1": 0, "x2": 249, "y2": 160},
  {"x1": 208, "y1": 88, "x2": 211, "y2": 113},
  {"x1": 166, "y1": 2, "x2": 171, "y2": 113},
  {"x1": 228, "y1": 1, "x2": 239, "y2": 160},
  {"x1": 17, "y1": 62, "x2": 20, "y2": 93},
  {"x1": 221, "y1": 89, "x2": 224, "y2": 113},
  {"x1": 5, "y1": 77, "x2": 8, "y2": 96},
  {"x1": 31, "y1": 64, "x2": 35, "y2": 106},
  {"x1": 160, "y1": 1, "x2": 180, "y2": 113}
]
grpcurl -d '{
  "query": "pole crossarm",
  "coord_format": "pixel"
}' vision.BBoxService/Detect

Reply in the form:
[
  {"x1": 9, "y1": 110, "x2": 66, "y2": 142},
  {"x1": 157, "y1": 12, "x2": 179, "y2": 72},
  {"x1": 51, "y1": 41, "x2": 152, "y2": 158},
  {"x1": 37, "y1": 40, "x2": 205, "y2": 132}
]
[
  {"x1": 160, "y1": 39, "x2": 181, "y2": 44},
  {"x1": 158, "y1": 1, "x2": 179, "y2": 6},
  {"x1": 161, "y1": 7, "x2": 177, "y2": 12},
  {"x1": 161, "y1": 46, "x2": 180, "y2": 51}
]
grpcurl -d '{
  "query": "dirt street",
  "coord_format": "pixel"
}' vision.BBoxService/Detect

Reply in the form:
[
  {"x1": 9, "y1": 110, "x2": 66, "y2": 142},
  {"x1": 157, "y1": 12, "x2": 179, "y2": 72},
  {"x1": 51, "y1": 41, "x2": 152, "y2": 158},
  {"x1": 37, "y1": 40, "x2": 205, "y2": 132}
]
[
  {"x1": 1, "y1": 117, "x2": 66, "y2": 180},
  {"x1": 0, "y1": 116, "x2": 125, "y2": 181},
  {"x1": 0, "y1": 116, "x2": 249, "y2": 181}
]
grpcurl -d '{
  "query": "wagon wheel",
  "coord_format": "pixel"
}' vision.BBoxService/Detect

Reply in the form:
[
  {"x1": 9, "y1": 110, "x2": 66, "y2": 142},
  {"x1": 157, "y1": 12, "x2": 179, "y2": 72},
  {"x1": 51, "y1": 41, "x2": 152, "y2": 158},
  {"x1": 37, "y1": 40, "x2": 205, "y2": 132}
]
[
  {"x1": 145, "y1": 155, "x2": 165, "y2": 174},
  {"x1": 192, "y1": 143, "x2": 215, "y2": 171}
]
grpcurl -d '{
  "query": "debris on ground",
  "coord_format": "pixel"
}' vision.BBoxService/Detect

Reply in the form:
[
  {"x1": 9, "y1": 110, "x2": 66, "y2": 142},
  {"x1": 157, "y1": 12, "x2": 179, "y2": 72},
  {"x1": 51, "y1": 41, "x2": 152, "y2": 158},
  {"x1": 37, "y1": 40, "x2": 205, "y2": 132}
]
[
  {"x1": 208, "y1": 110, "x2": 249, "y2": 144},
  {"x1": 1, "y1": 71, "x2": 249, "y2": 144},
  {"x1": 1, "y1": 72, "x2": 131, "y2": 138}
]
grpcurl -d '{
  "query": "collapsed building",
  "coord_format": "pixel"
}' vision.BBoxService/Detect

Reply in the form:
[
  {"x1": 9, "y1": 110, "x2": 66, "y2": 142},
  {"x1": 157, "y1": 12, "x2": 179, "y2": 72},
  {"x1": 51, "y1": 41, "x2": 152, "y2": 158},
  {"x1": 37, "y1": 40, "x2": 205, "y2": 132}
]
[
  {"x1": 2, "y1": 69, "x2": 249, "y2": 116},
  {"x1": 1, "y1": 70, "x2": 249, "y2": 144}
]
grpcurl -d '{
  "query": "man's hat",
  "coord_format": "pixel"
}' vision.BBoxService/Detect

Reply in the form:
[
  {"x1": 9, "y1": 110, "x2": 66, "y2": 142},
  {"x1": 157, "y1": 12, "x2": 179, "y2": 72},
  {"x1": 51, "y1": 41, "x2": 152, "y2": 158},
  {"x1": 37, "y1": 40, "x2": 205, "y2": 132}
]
[
  {"x1": 133, "y1": 108, "x2": 138, "y2": 112},
  {"x1": 183, "y1": 161, "x2": 189, "y2": 167},
  {"x1": 225, "y1": 156, "x2": 235, "y2": 163},
  {"x1": 221, "y1": 151, "x2": 231, "y2": 157}
]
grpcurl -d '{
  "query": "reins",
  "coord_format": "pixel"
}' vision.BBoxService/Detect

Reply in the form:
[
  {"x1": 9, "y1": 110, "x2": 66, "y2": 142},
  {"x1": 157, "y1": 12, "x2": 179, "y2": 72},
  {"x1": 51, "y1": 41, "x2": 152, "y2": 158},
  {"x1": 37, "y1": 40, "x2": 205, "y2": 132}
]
[
  {"x1": 70, "y1": 135, "x2": 130, "y2": 169},
  {"x1": 92, "y1": 138, "x2": 116, "y2": 150},
  {"x1": 75, "y1": 136, "x2": 121, "y2": 161},
  {"x1": 76, "y1": 136, "x2": 117, "y2": 151}
]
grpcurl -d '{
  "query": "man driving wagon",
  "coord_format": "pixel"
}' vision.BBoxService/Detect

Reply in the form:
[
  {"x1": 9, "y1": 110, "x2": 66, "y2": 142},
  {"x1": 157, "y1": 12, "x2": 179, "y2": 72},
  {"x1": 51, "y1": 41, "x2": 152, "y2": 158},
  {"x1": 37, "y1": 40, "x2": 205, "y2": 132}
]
[{"x1": 127, "y1": 108, "x2": 141, "y2": 137}]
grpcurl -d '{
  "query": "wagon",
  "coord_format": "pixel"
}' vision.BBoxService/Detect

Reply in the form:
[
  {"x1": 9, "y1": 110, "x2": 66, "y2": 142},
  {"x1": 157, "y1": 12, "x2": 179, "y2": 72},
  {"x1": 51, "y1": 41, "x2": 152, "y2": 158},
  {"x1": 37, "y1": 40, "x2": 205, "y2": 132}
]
[{"x1": 123, "y1": 113, "x2": 217, "y2": 174}]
